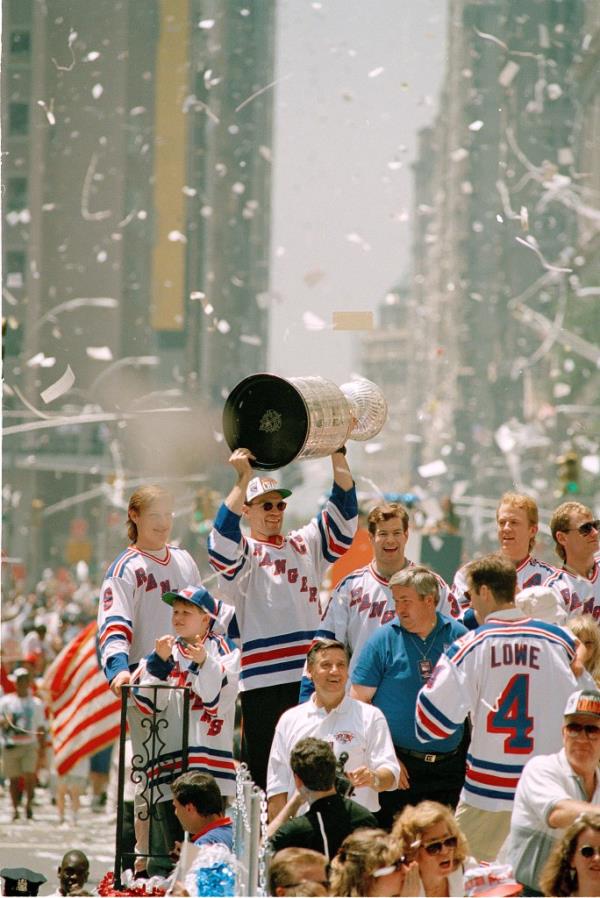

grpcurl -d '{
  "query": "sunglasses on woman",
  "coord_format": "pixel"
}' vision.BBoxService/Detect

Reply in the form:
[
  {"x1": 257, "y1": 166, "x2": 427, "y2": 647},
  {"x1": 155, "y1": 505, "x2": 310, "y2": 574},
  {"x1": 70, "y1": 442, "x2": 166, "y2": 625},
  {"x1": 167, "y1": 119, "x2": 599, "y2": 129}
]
[
  {"x1": 372, "y1": 858, "x2": 406, "y2": 878},
  {"x1": 579, "y1": 845, "x2": 600, "y2": 859},
  {"x1": 258, "y1": 501, "x2": 287, "y2": 511},
  {"x1": 422, "y1": 836, "x2": 458, "y2": 855}
]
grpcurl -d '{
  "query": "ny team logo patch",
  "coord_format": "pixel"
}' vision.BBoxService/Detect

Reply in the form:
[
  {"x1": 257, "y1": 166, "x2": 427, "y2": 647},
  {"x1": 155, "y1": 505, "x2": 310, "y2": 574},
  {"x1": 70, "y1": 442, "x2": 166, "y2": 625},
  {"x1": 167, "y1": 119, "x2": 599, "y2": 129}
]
[
  {"x1": 102, "y1": 587, "x2": 113, "y2": 610},
  {"x1": 335, "y1": 731, "x2": 354, "y2": 744}
]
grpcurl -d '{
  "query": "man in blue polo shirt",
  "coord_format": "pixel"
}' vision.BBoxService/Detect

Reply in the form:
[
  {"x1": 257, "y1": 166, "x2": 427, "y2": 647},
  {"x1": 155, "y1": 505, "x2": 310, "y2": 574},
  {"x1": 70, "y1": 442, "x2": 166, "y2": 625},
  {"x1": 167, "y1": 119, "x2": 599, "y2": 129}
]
[
  {"x1": 171, "y1": 772, "x2": 233, "y2": 850},
  {"x1": 351, "y1": 564, "x2": 467, "y2": 828}
]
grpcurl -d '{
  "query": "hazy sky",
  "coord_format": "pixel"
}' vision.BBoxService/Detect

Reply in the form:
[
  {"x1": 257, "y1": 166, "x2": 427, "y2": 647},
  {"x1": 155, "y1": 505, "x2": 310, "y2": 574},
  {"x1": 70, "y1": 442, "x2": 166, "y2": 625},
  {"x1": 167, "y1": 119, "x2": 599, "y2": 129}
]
[{"x1": 269, "y1": 0, "x2": 448, "y2": 383}]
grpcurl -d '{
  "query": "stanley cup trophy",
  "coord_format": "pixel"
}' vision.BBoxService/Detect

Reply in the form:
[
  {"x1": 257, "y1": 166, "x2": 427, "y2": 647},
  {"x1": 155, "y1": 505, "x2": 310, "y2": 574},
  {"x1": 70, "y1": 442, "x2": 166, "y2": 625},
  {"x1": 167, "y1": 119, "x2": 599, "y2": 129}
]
[{"x1": 223, "y1": 373, "x2": 388, "y2": 470}]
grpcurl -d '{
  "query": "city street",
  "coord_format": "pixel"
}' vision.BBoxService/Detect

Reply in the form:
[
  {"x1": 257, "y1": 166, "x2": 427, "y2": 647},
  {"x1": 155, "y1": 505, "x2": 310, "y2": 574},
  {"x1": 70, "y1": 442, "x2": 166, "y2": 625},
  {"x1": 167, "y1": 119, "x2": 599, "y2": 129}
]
[{"x1": 0, "y1": 785, "x2": 116, "y2": 894}]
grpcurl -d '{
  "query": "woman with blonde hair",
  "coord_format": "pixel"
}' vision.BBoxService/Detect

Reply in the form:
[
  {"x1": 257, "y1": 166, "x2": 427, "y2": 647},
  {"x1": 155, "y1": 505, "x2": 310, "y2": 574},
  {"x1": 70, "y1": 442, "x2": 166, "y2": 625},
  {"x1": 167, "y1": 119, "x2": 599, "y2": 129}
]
[
  {"x1": 568, "y1": 615, "x2": 600, "y2": 685},
  {"x1": 329, "y1": 828, "x2": 417, "y2": 897},
  {"x1": 96, "y1": 484, "x2": 204, "y2": 874},
  {"x1": 390, "y1": 801, "x2": 473, "y2": 897},
  {"x1": 540, "y1": 812, "x2": 600, "y2": 897}
]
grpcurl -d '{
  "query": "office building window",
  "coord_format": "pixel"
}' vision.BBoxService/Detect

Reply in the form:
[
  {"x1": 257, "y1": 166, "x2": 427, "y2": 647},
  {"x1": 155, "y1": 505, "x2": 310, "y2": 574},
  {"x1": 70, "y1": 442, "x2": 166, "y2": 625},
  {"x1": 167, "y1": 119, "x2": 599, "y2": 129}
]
[
  {"x1": 5, "y1": 250, "x2": 27, "y2": 288},
  {"x1": 9, "y1": 102, "x2": 29, "y2": 135},
  {"x1": 10, "y1": 30, "x2": 31, "y2": 56},
  {"x1": 6, "y1": 177, "x2": 28, "y2": 212}
]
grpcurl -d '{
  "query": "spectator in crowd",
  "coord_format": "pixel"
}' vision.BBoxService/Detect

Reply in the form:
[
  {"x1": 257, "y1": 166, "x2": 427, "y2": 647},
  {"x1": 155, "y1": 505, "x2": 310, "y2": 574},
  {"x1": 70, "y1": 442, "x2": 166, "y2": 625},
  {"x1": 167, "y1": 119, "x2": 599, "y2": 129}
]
[
  {"x1": 546, "y1": 502, "x2": 600, "y2": 616},
  {"x1": 351, "y1": 565, "x2": 467, "y2": 828},
  {"x1": 539, "y1": 812, "x2": 600, "y2": 898},
  {"x1": 0, "y1": 667, "x2": 46, "y2": 820},
  {"x1": 208, "y1": 447, "x2": 357, "y2": 789},
  {"x1": 507, "y1": 689, "x2": 600, "y2": 896},
  {"x1": 55, "y1": 850, "x2": 90, "y2": 896},
  {"x1": 268, "y1": 738, "x2": 379, "y2": 858},
  {"x1": 132, "y1": 585, "x2": 239, "y2": 857},
  {"x1": 568, "y1": 614, "x2": 600, "y2": 685},
  {"x1": 56, "y1": 755, "x2": 89, "y2": 826},
  {"x1": 416, "y1": 553, "x2": 584, "y2": 863},
  {"x1": 171, "y1": 772, "x2": 233, "y2": 849},
  {"x1": 390, "y1": 801, "x2": 474, "y2": 897},
  {"x1": 268, "y1": 848, "x2": 330, "y2": 897},
  {"x1": 267, "y1": 639, "x2": 399, "y2": 820},
  {"x1": 300, "y1": 503, "x2": 461, "y2": 700},
  {"x1": 329, "y1": 828, "x2": 417, "y2": 897},
  {"x1": 452, "y1": 493, "x2": 556, "y2": 624}
]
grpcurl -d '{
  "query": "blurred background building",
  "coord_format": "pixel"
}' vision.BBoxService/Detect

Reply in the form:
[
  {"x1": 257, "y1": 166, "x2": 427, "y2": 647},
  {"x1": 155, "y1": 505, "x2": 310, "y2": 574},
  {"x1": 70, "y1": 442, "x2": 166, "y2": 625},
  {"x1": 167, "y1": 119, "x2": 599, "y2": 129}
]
[{"x1": 2, "y1": 0, "x2": 277, "y2": 581}]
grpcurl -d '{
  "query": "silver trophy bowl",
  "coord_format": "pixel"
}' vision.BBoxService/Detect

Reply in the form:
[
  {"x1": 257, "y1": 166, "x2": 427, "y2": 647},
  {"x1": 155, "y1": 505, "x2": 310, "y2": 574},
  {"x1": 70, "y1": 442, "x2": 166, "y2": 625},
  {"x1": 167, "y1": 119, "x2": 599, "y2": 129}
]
[{"x1": 223, "y1": 373, "x2": 388, "y2": 470}]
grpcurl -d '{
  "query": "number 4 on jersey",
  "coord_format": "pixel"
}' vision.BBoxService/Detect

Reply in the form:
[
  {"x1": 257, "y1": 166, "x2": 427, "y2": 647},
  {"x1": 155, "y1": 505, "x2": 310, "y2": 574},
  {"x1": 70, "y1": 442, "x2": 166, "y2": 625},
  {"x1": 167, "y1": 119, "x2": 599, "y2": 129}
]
[{"x1": 487, "y1": 673, "x2": 534, "y2": 754}]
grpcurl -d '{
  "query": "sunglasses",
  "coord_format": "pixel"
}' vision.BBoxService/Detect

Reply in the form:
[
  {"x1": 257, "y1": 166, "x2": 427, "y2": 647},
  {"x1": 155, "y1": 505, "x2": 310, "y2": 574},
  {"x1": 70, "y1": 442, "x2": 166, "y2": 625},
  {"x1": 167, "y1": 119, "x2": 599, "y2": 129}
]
[
  {"x1": 372, "y1": 859, "x2": 406, "y2": 878},
  {"x1": 565, "y1": 722, "x2": 600, "y2": 737},
  {"x1": 579, "y1": 845, "x2": 600, "y2": 859},
  {"x1": 563, "y1": 520, "x2": 600, "y2": 537},
  {"x1": 256, "y1": 501, "x2": 287, "y2": 512},
  {"x1": 422, "y1": 836, "x2": 458, "y2": 855}
]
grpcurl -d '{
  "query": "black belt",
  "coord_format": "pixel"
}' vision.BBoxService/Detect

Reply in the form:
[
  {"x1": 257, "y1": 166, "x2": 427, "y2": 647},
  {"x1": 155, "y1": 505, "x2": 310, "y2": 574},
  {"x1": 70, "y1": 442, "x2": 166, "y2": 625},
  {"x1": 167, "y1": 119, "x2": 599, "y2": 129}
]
[{"x1": 395, "y1": 745, "x2": 461, "y2": 764}]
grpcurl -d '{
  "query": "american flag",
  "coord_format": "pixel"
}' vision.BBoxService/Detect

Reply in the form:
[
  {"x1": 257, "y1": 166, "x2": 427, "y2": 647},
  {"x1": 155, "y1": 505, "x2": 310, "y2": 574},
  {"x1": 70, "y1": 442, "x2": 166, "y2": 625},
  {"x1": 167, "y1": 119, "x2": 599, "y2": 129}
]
[{"x1": 44, "y1": 621, "x2": 122, "y2": 775}]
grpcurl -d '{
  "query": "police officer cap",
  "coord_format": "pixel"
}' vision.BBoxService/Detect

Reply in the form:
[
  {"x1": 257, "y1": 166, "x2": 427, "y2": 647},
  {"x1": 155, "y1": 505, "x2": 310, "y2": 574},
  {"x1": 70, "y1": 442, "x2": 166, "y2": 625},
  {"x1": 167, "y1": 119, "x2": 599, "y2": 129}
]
[{"x1": 0, "y1": 868, "x2": 47, "y2": 896}]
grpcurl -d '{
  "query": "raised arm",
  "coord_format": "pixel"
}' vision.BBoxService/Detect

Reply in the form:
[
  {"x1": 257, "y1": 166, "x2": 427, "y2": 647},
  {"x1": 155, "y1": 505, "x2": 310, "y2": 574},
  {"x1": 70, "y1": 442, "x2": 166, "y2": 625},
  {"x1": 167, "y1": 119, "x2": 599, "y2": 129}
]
[
  {"x1": 331, "y1": 448, "x2": 353, "y2": 492},
  {"x1": 224, "y1": 448, "x2": 255, "y2": 514}
]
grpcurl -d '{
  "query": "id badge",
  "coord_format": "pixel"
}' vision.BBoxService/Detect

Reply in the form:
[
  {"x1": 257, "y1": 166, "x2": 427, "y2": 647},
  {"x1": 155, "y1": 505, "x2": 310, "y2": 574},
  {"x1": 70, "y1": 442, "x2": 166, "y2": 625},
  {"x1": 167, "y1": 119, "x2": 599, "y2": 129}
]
[{"x1": 419, "y1": 659, "x2": 433, "y2": 681}]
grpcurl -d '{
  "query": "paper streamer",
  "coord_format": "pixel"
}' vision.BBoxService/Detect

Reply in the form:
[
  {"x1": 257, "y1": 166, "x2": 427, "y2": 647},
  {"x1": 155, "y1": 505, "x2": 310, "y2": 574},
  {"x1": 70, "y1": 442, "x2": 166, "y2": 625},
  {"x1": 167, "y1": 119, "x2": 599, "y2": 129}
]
[{"x1": 40, "y1": 365, "x2": 75, "y2": 404}]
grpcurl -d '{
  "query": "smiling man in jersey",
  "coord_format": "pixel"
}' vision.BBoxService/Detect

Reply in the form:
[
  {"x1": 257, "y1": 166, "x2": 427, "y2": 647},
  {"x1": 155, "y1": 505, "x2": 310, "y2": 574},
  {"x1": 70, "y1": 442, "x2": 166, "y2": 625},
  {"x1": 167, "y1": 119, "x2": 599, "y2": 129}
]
[
  {"x1": 545, "y1": 501, "x2": 600, "y2": 618},
  {"x1": 415, "y1": 553, "x2": 587, "y2": 864},
  {"x1": 452, "y1": 492, "x2": 557, "y2": 628},
  {"x1": 208, "y1": 446, "x2": 357, "y2": 790},
  {"x1": 299, "y1": 502, "x2": 461, "y2": 701}
]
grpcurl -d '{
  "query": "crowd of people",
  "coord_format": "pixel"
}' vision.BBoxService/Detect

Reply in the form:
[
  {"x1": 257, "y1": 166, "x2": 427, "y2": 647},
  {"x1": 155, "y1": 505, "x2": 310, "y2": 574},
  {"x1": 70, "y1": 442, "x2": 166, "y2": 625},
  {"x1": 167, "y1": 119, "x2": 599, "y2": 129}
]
[{"x1": 2, "y1": 441, "x2": 600, "y2": 896}]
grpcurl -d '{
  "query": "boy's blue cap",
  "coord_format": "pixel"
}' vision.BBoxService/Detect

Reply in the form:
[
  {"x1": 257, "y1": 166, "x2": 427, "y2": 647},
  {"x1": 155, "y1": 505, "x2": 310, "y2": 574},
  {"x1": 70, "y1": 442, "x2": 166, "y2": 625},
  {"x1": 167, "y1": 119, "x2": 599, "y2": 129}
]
[{"x1": 162, "y1": 585, "x2": 219, "y2": 620}]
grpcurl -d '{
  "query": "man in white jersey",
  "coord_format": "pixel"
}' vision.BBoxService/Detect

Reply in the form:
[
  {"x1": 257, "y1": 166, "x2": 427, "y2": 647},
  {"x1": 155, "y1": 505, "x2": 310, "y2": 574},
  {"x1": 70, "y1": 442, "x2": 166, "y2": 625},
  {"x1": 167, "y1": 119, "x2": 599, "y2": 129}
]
[
  {"x1": 267, "y1": 640, "x2": 399, "y2": 820},
  {"x1": 416, "y1": 553, "x2": 584, "y2": 863},
  {"x1": 507, "y1": 689, "x2": 600, "y2": 896},
  {"x1": 452, "y1": 492, "x2": 556, "y2": 628},
  {"x1": 546, "y1": 501, "x2": 600, "y2": 618},
  {"x1": 299, "y1": 503, "x2": 461, "y2": 702},
  {"x1": 208, "y1": 446, "x2": 357, "y2": 789}
]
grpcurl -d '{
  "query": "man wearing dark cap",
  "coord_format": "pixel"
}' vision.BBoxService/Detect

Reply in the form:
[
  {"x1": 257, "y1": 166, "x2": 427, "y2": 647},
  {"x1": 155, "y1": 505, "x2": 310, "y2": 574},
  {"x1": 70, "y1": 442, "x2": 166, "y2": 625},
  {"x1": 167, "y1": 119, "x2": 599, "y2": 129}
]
[
  {"x1": 507, "y1": 689, "x2": 600, "y2": 896},
  {"x1": 0, "y1": 868, "x2": 47, "y2": 897},
  {"x1": 0, "y1": 668, "x2": 46, "y2": 820},
  {"x1": 208, "y1": 446, "x2": 357, "y2": 789}
]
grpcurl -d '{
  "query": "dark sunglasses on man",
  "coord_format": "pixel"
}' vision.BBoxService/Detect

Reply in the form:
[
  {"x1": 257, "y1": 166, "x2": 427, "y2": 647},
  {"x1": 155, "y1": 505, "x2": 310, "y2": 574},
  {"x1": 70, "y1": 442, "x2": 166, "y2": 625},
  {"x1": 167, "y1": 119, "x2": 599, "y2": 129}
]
[
  {"x1": 258, "y1": 501, "x2": 287, "y2": 512},
  {"x1": 562, "y1": 519, "x2": 600, "y2": 537}
]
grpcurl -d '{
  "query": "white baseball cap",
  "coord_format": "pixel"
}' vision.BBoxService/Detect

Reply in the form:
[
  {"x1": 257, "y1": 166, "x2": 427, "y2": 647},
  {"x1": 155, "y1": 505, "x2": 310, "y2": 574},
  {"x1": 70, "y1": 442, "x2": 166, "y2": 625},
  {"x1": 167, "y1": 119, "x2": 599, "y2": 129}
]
[
  {"x1": 564, "y1": 689, "x2": 600, "y2": 720},
  {"x1": 245, "y1": 476, "x2": 292, "y2": 504}
]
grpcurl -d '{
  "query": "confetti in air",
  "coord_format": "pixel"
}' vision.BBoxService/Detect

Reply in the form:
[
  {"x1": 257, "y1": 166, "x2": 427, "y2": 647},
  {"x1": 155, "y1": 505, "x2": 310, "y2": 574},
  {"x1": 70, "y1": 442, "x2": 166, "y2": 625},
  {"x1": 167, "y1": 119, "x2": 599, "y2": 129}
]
[{"x1": 40, "y1": 365, "x2": 76, "y2": 405}]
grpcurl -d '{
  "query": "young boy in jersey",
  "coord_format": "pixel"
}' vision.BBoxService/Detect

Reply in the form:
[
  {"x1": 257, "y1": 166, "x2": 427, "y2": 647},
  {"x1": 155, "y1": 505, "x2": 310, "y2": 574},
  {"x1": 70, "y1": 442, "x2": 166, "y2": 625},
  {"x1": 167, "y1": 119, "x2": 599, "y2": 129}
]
[{"x1": 131, "y1": 586, "x2": 240, "y2": 871}]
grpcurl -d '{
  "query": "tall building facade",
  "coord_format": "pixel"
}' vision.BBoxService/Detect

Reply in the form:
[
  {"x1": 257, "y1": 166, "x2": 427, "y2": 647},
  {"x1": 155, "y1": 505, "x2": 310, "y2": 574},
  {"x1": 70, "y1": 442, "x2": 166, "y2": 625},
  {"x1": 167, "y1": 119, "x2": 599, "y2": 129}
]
[
  {"x1": 406, "y1": 0, "x2": 598, "y2": 506},
  {"x1": 2, "y1": 0, "x2": 277, "y2": 582}
]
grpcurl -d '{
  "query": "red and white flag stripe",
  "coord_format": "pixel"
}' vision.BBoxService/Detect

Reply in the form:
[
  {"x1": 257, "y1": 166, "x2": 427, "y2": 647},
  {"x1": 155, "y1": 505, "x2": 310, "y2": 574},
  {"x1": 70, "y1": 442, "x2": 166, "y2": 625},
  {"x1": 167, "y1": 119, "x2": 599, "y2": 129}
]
[{"x1": 44, "y1": 621, "x2": 121, "y2": 775}]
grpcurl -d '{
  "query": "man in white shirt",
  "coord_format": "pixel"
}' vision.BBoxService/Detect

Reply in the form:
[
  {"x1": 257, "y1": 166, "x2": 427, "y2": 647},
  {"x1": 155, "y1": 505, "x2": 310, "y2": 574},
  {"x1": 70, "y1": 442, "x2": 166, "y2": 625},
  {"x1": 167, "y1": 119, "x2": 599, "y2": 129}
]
[
  {"x1": 507, "y1": 689, "x2": 600, "y2": 895},
  {"x1": 266, "y1": 639, "x2": 399, "y2": 820}
]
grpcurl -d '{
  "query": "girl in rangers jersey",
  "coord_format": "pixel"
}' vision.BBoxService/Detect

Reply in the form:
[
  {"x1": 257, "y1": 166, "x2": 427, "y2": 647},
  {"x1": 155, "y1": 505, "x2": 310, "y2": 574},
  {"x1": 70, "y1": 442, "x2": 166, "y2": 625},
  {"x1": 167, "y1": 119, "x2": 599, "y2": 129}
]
[
  {"x1": 97, "y1": 484, "x2": 203, "y2": 695},
  {"x1": 132, "y1": 586, "x2": 240, "y2": 862}
]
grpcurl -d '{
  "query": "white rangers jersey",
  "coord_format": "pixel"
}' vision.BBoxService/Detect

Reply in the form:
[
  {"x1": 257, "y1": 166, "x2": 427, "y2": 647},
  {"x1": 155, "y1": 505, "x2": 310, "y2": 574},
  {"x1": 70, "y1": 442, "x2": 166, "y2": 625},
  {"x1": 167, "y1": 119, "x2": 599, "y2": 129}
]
[
  {"x1": 452, "y1": 555, "x2": 558, "y2": 609},
  {"x1": 415, "y1": 609, "x2": 579, "y2": 812},
  {"x1": 207, "y1": 483, "x2": 358, "y2": 692},
  {"x1": 267, "y1": 693, "x2": 399, "y2": 812},
  {"x1": 131, "y1": 633, "x2": 240, "y2": 798},
  {"x1": 308, "y1": 561, "x2": 460, "y2": 678},
  {"x1": 98, "y1": 545, "x2": 201, "y2": 681},
  {"x1": 545, "y1": 562, "x2": 600, "y2": 619}
]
